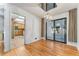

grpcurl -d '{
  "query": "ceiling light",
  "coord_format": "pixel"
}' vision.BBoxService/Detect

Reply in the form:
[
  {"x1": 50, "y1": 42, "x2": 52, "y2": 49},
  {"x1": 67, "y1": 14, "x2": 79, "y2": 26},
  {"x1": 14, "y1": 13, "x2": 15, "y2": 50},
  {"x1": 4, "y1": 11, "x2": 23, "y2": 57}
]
[
  {"x1": 15, "y1": 18, "x2": 24, "y2": 22},
  {"x1": 44, "y1": 13, "x2": 53, "y2": 20}
]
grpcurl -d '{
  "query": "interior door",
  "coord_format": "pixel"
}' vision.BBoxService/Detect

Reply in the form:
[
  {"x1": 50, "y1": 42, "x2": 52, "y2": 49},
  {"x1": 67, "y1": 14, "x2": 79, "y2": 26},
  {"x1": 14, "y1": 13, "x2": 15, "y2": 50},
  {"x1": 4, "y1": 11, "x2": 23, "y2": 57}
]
[
  {"x1": 47, "y1": 20, "x2": 54, "y2": 40},
  {"x1": 54, "y1": 18, "x2": 66, "y2": 42}
]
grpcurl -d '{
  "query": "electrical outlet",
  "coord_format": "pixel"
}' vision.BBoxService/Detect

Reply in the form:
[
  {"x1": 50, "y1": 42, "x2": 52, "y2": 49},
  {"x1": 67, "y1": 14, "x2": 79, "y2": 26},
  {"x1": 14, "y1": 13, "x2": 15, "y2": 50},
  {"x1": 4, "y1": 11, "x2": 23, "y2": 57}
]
[{"x1": 35, "y1": 37, "x2": 37, "y2": 40}]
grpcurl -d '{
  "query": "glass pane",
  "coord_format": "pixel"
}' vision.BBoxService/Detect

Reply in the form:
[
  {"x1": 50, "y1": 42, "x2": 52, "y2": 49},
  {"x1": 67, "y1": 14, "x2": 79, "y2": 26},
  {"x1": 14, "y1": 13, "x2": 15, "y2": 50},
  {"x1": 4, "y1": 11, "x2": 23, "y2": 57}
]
[
  {"x1": 47, "y1": 20, "x2": 54, "y2": 40},
  {"x1": 47, "y1": 3, "x2": 57, "y2": 11},
  {"x1": 55, "y1": 19, "x2": 66, "y2": 42}
]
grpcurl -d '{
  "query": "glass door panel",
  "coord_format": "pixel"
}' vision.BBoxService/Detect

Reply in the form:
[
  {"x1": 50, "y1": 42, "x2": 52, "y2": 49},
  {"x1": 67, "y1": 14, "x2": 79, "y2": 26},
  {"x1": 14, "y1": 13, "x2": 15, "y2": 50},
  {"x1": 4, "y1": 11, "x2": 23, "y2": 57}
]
[
  {"x1": 47, "y1": 20, "x2": 54, "y2": 40},
  {"x1": 55, "y1": 19, "x2": 66, "y2": 42}
]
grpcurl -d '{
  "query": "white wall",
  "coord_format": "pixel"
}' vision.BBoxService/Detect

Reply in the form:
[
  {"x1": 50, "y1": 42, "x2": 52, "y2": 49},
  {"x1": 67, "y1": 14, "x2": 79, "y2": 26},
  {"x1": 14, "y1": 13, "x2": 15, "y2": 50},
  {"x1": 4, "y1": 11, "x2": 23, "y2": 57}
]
[
  {"x1": 25, "y1": 15, "x2": 41, "y2": 44},
  {"x1": 77, "y1": 4, "x2": 79, "y2": 50},
  {"x1": 4, "y1": 4, "x2": 11, "y2": 52}
]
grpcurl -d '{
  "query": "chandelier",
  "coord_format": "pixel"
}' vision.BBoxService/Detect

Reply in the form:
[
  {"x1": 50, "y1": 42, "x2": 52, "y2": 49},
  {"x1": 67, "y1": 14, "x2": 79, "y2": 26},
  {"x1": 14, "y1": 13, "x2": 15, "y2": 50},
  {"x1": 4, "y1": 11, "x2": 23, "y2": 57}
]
[{"x1": 44, "y1": 13, "x2": 53, "y2": 20}]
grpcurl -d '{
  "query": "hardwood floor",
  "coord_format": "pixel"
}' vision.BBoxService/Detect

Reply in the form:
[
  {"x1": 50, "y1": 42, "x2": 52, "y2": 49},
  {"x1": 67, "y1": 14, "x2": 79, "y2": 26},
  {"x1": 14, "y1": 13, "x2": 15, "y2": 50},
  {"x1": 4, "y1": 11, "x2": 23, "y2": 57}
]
[
  {"x1": 2, "y1": 40, "x2": 79, "y2": 56},
  {"x1": 0, "y1": 41, "x2": 4, "y2": 56}
]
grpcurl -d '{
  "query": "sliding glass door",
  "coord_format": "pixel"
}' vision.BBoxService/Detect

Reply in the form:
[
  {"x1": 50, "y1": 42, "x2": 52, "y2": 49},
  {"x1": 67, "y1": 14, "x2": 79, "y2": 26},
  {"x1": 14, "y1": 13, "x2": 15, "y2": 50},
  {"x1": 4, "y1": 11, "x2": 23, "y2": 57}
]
[{"x1": 46, "y1": 18, "x2": 66, "y2": 43}]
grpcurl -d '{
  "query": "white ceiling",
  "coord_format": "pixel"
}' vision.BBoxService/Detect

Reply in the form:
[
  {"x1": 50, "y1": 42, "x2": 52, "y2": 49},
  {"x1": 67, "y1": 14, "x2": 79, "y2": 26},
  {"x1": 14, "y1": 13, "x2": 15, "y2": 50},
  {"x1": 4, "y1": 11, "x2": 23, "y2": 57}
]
[{"x1": 11, "y1": 3, "x2": 78, "y2": 18}]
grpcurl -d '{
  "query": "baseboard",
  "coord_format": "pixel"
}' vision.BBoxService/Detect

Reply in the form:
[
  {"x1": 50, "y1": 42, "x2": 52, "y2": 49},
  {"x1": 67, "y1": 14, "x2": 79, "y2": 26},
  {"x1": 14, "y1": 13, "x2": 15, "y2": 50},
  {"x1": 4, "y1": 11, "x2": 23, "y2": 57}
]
[
  {"x1": 67, "y1": 42, "x2": 77, "y2": 47},
  {"x1": 41, "y1": 37, "x2": 46, "y2": 40},
  {"x1": 77, "y1": 47, "x2": 79, "y2": 50}
]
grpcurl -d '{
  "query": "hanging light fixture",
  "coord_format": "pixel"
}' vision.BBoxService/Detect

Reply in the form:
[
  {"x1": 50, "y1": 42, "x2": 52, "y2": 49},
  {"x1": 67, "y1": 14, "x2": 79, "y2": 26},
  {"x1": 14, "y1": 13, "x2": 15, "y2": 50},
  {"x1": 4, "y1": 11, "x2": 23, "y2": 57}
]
[{"x1": 44, "y1": 13, "x2": 53, "y2": 20}]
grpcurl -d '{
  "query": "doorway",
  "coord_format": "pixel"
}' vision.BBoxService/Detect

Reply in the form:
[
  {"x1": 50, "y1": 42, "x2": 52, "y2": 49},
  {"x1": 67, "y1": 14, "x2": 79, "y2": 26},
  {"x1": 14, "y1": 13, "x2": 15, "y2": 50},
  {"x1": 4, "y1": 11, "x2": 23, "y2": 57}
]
[
  {"x1": 46, "y1": 18, "x2": 67, "y2": 43},
  {"x1": 11, "y1": 13, "x2": 25, "y2": 49}
]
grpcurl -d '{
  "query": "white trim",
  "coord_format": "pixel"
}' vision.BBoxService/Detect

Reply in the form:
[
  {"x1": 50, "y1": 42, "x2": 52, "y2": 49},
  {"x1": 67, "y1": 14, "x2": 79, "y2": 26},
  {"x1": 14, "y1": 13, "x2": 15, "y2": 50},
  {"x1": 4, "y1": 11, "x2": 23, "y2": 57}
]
[
  {"x1": 41, "y1": 37, "x2": 46, "y2": 40},
  {"x1": 67, "y1": 42, "x2": 77, "y2": 47}
]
